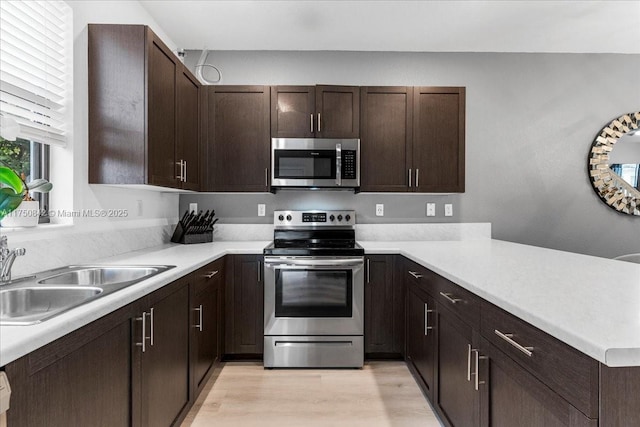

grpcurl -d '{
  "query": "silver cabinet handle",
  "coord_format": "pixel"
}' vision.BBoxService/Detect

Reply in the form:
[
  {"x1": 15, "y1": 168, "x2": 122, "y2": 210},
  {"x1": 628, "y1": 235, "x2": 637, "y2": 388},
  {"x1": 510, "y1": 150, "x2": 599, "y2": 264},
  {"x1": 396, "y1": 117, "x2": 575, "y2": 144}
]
[
  {"x1": 415, "y1": 168, "x2": 419, "y2": 188},
  {"x1": 408, "y1": 271, "x2": 422, "y2": 279},
  {"x1": 148, "y1": 308, "x2": 154, "y2": 346},
  {"x1": 205, "y1": 270, "x2": 219, "y2": 279},
  {"x1": 310, "y1": 113, "x2": 314, "y2": 133},
  {"x1": 472, "y1": 349, "x2": 487, "y2": 391},
  {"x1": 194, "y1": 305, "x2": 203, "y2": 332},
  {"x1": 440, "y1": 292, "x2": 462, "y2": 304},
  {"x1": 467, "y1": 343, "x2": 472, "y2": 381},
  {"x1": 317, "y1": 112, "x2": 321, "y2": 132},
  {"x1": 366, "y1": 258, "x2": 371, "y2": 283},
  {"x1": 408, "y1": 169, "x2": 412, "y2": 187},
  {"x1": 135, "y1": 312, "x2": 147, "y2": 353},
  {"x1": 183, "y1": 160, "x2": 187, "y2": 182},
  {"x1": 495, "y1": 329, "x2": 534, "y2": 357},
  {"x1": 175, "y1": 161, "x2": 183, "y2": 180},
  {"x1": 424, "y1": 303, "x2": 433, "y2": 336}
]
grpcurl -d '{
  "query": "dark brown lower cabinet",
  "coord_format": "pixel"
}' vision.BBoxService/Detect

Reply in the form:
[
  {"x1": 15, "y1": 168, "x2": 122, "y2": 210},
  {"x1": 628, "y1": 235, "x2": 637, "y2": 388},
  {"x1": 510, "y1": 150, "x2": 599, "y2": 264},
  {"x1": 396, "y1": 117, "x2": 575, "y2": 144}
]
[
  {"x1": 190, "y1": 259, "x2": 224, "y2": 397},
  {"x1": 436, "y1": 304, "x2": 481, "y2": 427},
  {"x1": 480, "y1": 337, "x2": 596, "y2": 427},
  {"x1": 141, "y1": 281, "x2": 190, "y2": 427},
  {"x1": 225, "y1": 254, "x2": 264, "y2": 356},
  {"x1": 365, "y1": 255, "x2": 404, "y2": 356},
  {"x1": 405, "y1": 282, "x2": 437, "y2": 399}
]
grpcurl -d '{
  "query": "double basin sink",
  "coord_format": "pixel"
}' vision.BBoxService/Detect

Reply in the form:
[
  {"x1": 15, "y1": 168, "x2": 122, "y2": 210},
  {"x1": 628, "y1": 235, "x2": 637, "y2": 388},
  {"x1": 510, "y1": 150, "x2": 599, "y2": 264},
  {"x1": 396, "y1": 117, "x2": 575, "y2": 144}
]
[{"x1": 0, "y1": 265, "x2": 175, "y2": 325}]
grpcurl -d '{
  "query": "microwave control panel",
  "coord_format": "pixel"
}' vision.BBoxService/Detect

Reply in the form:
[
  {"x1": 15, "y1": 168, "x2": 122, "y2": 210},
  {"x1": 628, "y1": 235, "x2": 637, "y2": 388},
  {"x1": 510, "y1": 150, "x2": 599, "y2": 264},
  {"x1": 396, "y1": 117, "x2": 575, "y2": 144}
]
[{"x1": 342, "y1": 150, "x2": 357, "y2": 180}]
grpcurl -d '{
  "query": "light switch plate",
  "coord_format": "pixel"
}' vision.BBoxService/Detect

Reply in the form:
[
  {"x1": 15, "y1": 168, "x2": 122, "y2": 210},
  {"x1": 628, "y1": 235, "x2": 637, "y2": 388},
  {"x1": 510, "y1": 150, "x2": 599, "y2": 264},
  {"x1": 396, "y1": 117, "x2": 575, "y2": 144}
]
[
  {"x1": 426, "y1": 203, "x2": 436, "y2": 217},
  {"x1": 258, "y1": 204, "x2": 266, "y2": 217},
  {"x1": 376, "y1": 204, "x2": 384, "y2": 216},
  {"x1": 444, "y1": 204, "x2": 453, "y2": 217}
]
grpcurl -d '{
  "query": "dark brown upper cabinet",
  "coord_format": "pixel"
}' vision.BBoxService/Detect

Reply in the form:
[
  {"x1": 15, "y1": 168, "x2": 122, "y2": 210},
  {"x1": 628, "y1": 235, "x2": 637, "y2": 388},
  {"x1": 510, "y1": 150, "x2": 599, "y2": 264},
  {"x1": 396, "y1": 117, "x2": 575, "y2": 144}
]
[
  {"x1": 88, "y1": 24, "x2": 201, "y2": 191},
  {"x1": 360, "y1": 86, "x2": 465, "y2": 193},
  {"x1": 206, "y1": 86, "x2": 271, "y2": 192},
  {"x1": 413, "y1": 87, "x2": 466, "y2": 193},
  {"x1": 271, "y1": 85, "x2": 360, "y2": 138}
]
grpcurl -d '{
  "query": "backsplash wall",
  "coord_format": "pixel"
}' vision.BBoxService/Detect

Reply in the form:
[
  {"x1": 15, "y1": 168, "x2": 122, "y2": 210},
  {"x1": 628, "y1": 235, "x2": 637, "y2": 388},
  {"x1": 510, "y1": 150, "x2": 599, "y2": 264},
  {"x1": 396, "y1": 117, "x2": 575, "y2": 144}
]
[{"x1": 181, "y1": 50, "x2": 640, "y2": 259}]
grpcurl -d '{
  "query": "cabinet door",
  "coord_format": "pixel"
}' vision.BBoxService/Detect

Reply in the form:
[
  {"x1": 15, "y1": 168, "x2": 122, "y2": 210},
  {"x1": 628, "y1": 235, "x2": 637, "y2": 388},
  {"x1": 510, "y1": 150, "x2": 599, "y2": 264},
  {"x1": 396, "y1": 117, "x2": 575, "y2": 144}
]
[
  {"x1": 147, "y1": 31, "x2": 179, "y2": 188},
  {"x1": 207, "y1": 86, "x2": 271, "y2": 191},
  {"x1": 142, "y1": 283, "x2": 190, "y2": 427},
  {"x1": 364, "y1": 255, "x2": 395, "y2": 354},
  {"x1": 316, "y1": 85, "x2": 360, "y2": 138},
  {"x1": 481, "y1": 337, "x2": 596, "y2": 427},
  {"x1": 406, "y1": 283, "x2": 437, "y2": 400},
  {"x1": 413, "y1": 87, "x2": 465, "y2": 193},
  {"x1": 437, "y1": 304, "x2": 480, "y2": 427},
  {"x1": 177, "y1": 68, "x2": 201, "y2": 190},
  {"x1": 225, "y1": 255, "x2": 264, "y2": 354},
  {"x1": 360, "y1": 87, "x2": 413, "y2": 192},
  {"x1": 191, "y1": 267, "x2": 223, "y2": 395},
  {"x1": 5, "y1": 304, "x2": 137, "y2": 427},
  {"x1": 271, "y1": 86, "x2": 315, "y2": 138}
]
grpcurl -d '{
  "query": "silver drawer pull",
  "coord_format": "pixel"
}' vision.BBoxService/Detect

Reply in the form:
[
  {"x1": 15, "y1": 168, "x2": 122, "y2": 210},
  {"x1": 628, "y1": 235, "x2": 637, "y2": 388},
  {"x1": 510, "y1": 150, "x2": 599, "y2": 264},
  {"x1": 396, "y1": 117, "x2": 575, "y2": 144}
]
[
  {"x1": 408, "y1": 270, "x2": 422, "y2": 279},
  {"x1": 439, "y1": 292, "x2": 462, "y2": 304},
  {"x1": 204, "y1": 270, "x2": 219, "y2": 279},
  {"x1": 194, "y1": 305, "x2": 203, "y2": 332},
  {"x1": 135, "y1": 312, "x2": 147, "y2": 353},
  {"x1": 472, "y1": 349, "x2": 487, "y2": 391},
  {"x1": 495, "y1": 329, "x2": 534, "y2": 357},
  {"x1": 424, "y1": 304, "x2": 433, "y2": 336}
]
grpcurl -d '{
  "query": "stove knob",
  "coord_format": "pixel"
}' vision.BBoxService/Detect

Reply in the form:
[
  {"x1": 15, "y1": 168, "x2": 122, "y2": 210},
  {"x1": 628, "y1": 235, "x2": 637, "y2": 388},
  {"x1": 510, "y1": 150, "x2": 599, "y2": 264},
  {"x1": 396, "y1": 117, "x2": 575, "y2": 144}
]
[
  {"x1": 337, "y1": 215, "x2": 343, "y2": 221},
  {"x1": 278, "y1": 214, "x2": 284, "y2": 221},
  {"x1": 345, "y1": 214, "x2": 351, "y2": 222},
  {"x1": 329, "y1": 215, "x2": 335, "y2": 221},
  {"x1": 286, "y1": 214, "x2": 292, "y2": 221}
]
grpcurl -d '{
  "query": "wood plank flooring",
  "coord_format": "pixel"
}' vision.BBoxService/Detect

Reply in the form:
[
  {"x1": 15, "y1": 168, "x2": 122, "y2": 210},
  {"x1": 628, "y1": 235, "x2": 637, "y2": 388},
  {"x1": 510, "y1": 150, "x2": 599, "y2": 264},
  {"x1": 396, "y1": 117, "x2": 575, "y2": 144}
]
[{"x1": 182, "y1": 361, "x2": 442, "y2": 427}]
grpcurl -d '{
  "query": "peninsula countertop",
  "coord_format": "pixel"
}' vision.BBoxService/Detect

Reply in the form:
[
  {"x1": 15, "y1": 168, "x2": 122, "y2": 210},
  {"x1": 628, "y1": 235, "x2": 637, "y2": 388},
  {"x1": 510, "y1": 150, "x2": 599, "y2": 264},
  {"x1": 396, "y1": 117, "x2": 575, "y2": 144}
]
[{"x1": 2, "y1": 239, "x2": 639, "y2": 368}]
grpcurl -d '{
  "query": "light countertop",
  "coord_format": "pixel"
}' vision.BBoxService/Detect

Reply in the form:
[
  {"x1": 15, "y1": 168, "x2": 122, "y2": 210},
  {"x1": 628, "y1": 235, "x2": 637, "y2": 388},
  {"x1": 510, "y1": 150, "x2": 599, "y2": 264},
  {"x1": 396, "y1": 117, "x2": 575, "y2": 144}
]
[{"x1": 2, "y1": 239, "x2": 639, "y2": 367}]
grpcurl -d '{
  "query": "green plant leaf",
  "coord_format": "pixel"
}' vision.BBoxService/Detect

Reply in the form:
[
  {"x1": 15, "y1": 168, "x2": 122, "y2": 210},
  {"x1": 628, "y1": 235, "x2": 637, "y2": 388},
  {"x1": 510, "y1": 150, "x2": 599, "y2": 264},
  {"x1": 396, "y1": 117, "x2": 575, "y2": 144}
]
[
  {"x1": 26, "y1": 179, "x2": 53, "y2": 193},
  {"x1": 0, "y1": 188, "x2": 25, "y2": 220},
  {"x1": 0, "y1": 166, "x2": 24, "y2": 194}
]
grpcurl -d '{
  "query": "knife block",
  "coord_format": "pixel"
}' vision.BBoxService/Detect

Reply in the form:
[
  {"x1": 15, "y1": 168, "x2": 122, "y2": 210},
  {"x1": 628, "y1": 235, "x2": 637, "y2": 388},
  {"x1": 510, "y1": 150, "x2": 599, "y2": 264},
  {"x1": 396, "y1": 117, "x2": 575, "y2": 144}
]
[{"x1": 170, "y1": 222, "x2": 214, "y2": 244}]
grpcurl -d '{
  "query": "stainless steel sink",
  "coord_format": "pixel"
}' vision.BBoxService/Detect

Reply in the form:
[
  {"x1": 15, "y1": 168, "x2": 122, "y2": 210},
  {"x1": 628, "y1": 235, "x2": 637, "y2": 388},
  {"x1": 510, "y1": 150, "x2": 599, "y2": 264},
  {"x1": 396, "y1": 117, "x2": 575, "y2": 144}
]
[
  {"x1": 0, "y1": 264, "x2": 175, "y2": 325},
  {"x1": 0, "y1": 286, "x2": 103, "y2": 325},
  {"x1": 38, "y1": 266, "x2": 164, "y2": 287}
]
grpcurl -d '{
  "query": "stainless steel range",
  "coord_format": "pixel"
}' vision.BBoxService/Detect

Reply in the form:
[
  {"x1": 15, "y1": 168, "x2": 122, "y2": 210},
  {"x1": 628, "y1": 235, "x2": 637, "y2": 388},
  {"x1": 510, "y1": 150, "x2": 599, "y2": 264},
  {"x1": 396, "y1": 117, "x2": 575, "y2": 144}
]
[{"x1": 263, "y1": 210, "x2": 364, "y2": 368}]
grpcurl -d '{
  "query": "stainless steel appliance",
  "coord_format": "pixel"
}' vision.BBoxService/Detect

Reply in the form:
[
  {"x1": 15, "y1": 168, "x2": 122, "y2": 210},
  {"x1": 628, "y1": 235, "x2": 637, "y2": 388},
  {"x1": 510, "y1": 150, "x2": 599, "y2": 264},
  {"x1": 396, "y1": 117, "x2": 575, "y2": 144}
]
[
  {"x1": 263, "y1": 210, "x2": 364, "y2": 368},
  {"x1": 271, "y1": 138, "x2": 360, "y2": 189}
]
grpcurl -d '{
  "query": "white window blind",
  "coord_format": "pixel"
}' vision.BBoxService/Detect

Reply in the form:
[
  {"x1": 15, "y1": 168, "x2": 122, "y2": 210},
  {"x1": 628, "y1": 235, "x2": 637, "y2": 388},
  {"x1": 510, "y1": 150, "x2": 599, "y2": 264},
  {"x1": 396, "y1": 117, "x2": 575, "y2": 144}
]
[{"x1": 0, "y1": 0, "x2": 71, "y2": 147}]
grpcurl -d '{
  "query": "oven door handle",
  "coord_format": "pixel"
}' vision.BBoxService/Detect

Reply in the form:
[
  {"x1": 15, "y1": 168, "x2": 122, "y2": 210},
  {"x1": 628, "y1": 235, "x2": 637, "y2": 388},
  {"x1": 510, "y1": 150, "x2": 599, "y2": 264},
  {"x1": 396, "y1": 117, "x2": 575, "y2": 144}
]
[{"x1": 264, "y1": 258, "x2": 364, "y2": 268}]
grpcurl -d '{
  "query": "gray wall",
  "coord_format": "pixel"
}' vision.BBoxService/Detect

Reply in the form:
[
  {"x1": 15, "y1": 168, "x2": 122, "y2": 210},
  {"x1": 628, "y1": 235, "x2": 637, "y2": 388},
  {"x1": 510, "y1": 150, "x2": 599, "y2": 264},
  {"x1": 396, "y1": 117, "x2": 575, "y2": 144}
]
[{"x1": 180, "y1": 51, "x2": 640, "y2": 258}]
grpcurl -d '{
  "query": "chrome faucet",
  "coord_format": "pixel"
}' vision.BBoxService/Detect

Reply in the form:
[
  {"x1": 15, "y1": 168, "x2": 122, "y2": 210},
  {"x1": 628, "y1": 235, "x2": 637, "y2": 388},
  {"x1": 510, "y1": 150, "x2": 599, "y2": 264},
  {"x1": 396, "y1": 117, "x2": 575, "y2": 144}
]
[{"x1": 0, "y1": 236, "x2": 26, "y2": 283}]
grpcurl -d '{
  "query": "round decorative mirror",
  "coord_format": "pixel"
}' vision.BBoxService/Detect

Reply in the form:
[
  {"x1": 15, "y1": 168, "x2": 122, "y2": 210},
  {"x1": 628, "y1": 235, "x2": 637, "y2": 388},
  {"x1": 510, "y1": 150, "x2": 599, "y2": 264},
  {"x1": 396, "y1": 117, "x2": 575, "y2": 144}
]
[{"x1": 588, "y1": 112, "x2": 640, "y2": 216}]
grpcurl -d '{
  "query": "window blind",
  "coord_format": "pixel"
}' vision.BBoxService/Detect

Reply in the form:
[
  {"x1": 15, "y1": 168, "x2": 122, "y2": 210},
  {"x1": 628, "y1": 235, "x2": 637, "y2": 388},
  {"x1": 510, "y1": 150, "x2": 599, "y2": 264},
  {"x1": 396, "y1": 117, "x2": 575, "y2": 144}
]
[{"x1": 0, "y1": 0, "x2": 71, "y2": 147}]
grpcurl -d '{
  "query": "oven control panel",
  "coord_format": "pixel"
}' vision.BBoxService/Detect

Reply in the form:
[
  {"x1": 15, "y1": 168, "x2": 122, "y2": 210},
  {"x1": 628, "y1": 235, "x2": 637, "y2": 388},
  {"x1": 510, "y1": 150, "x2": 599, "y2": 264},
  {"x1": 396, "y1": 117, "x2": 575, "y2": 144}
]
[{"x1": 275, "y1": 210, "x2": 356, "y2": 226}]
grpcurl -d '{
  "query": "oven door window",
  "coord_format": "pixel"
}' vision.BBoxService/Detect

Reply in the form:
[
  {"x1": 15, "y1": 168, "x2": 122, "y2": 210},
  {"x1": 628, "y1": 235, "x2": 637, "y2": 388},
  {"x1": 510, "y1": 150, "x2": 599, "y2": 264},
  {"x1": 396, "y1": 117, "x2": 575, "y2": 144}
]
[
  {"x1": 275, "y1": 269, "x2": 352, "y2": 317},
  {"x1": 273, "y1": 150, "x2": 336, "y2": 179}
]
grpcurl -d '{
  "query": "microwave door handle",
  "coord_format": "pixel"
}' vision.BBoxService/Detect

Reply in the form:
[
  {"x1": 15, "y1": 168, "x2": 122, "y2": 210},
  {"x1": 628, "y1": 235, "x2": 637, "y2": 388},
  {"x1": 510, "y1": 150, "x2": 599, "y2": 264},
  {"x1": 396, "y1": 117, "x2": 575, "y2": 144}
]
[{"x1": 336, "y1": 143, "x2": 342, "y2": 186}]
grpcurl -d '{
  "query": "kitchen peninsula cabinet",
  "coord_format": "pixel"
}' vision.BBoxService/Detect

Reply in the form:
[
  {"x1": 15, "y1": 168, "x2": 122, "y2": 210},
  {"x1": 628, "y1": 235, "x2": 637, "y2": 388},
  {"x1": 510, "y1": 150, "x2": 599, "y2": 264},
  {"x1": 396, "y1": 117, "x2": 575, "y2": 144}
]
[
  {"x1": 224, "y1": 255, "x2": 264, "y2": 356},
  {"x1": 88, "y1": 24, "x2": 201, "y2": 191},
  {"x1": 206, "y1": 86, "x2": 271, "y2": 192},
  {"x1": 406, "y1": 282, "x2": 437, "y2": 399},
  {"x1": 190, "y1": 258, "x2": 224, "y2": 397},
  {"x1": 271, "y1": 85, "x2": 360, "y2": 138},
  {"x1": 364, "y1": 255, "x2": 404, "y2": 356}
]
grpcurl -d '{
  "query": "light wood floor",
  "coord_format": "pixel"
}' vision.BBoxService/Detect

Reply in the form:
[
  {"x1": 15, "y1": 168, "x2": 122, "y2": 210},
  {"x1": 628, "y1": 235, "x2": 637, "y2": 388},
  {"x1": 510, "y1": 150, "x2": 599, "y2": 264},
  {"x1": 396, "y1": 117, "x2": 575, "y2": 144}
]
[{"x1": 182, "y1": 361, "x2": 443, "y2": 427}]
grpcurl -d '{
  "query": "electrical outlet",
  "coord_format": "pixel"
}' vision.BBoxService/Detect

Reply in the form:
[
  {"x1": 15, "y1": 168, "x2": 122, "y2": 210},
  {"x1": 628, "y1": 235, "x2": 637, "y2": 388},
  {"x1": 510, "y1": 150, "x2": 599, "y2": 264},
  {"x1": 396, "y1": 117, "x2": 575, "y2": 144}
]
[
  {"x1": 445, "y1": 204, "x2": 453, "y2": 217},
  {"x1": 375, "y1": 204, "x2": 384, "y2": 216},
  {"x1": 189, "y1": 203, "x2": 198, "y2": 213},
  {"x1": 258, "y1": 204, "x2": 266, "y2": 217},
  {"x1": 426, "y1": 203, "x2": 436, "y2": 217}
]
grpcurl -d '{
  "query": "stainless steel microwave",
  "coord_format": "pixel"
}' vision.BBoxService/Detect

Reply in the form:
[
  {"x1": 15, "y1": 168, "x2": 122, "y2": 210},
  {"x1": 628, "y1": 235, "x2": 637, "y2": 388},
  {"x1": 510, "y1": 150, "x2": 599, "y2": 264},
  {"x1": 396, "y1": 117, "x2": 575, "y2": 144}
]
[{"x1": 271, "y1": 138, "x2": 360, "y2": 189}]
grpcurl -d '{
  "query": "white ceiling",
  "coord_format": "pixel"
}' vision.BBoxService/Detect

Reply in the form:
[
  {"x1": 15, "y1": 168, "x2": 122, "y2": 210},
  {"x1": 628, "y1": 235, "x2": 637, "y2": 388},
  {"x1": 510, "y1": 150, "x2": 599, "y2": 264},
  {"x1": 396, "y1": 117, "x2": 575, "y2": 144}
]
[{"x1": 139, "y1": 0, "x2": 640, "y2": 54}]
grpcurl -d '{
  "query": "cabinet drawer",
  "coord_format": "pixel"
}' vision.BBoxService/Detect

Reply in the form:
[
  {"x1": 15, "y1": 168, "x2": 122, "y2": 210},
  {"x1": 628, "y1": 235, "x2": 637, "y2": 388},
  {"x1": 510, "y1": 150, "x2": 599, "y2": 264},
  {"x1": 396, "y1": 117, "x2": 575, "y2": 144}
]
[
  {"x1": 404, "y1": 258, "x2": 433, "y2": 294},
  {"x1": 430, "y1": 272, "x2": 481, "y2": 327},
  {"x1": 193, "y1": 258, "x2": 224, "y2": 294},
  {"x1": 481, "y1": 301, "x2": 598, "y2": 418}
]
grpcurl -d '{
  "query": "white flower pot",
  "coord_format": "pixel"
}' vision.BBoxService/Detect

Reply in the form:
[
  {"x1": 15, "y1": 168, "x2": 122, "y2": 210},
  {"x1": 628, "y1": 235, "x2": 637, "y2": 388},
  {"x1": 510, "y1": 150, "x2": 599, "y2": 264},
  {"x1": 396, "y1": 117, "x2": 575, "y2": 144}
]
[{"x1": 1, "y1": 200, "x2": 40, "y2": 228}]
